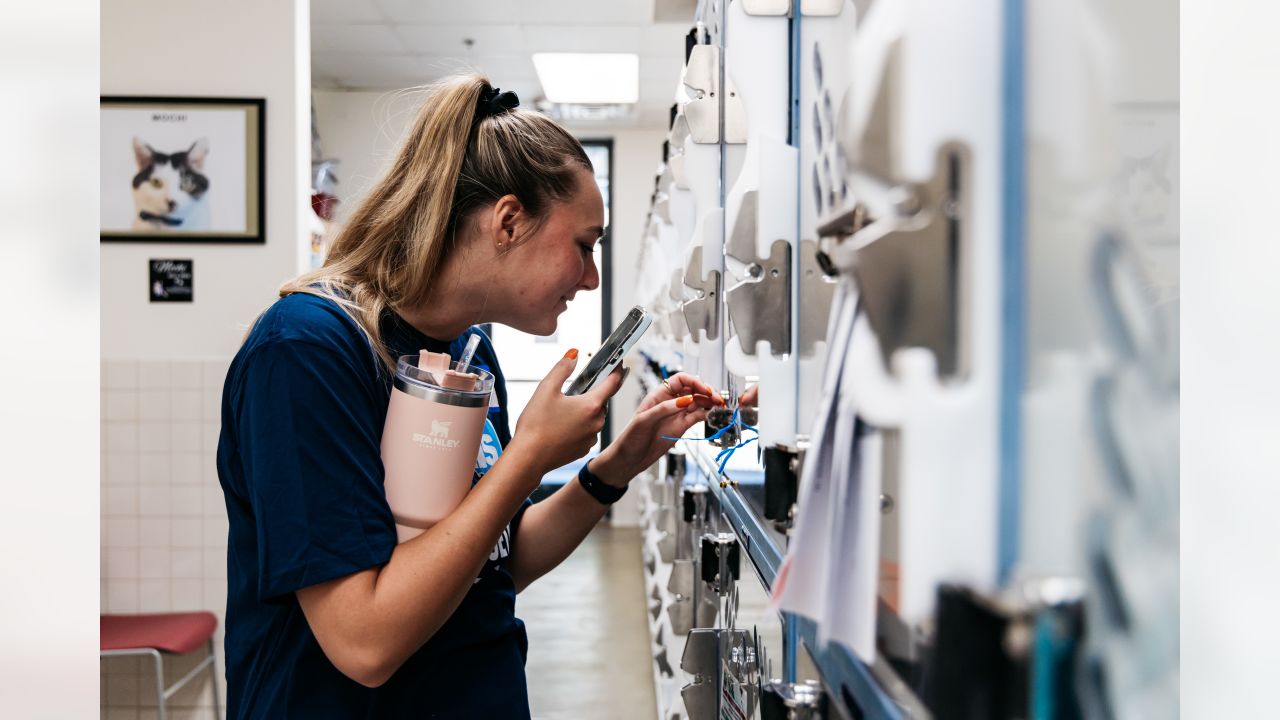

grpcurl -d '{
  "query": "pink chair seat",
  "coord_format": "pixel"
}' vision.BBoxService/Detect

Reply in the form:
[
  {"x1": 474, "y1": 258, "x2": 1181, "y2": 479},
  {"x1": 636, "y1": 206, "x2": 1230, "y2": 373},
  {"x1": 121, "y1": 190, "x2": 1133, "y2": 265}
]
[{"x1": 101, "y1": 612, "x2": 218, "y2": 655}]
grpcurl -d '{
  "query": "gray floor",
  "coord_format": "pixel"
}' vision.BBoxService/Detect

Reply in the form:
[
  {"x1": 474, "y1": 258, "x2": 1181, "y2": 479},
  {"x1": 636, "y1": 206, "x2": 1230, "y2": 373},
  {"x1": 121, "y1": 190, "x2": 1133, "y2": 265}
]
[{"x1": 520, "y1": 524, "x2": 656, "y2": 720}]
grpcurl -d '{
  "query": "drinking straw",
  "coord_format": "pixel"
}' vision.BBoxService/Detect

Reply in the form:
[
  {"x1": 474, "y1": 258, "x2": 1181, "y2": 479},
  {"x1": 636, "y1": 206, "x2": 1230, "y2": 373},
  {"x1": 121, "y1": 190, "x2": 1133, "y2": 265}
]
[{"x1": 456, "y1": 333, "x2": 481, "y2": 375}]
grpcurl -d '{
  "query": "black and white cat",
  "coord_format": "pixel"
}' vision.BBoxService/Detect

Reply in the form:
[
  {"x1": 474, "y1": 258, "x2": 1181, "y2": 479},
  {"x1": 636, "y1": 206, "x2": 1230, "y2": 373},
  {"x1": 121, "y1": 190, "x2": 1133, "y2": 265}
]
[{"x1": 131, "y1": 137, "x2": 210, "y2": 231}]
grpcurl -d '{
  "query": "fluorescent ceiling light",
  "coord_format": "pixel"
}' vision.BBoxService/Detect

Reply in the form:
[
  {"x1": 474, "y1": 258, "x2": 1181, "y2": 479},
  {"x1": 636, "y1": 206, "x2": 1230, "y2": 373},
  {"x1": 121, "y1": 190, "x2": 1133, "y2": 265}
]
[{"x1": 532, "y1": 53, "x2": 639, "y2": 104}]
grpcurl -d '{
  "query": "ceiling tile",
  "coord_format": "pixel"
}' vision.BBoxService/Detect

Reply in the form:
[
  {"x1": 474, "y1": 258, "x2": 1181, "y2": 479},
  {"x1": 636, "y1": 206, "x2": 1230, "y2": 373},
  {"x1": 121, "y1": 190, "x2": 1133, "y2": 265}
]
[
  {"x1": 493, "y1": 80, "x2": 545, "y2": 105},
  {"x1": 418, "y1": 54, "x2": 537, "y2": 83},
  {"x1": 653, "y1": 0, "x2": 699, "y2": 23},
  {"x1": 639, "y1": 56, "x2": 684, "y2": 81},
  {"x1": 395, "y1": 24, "x2": 525, "y2": 55},
  {"x1": 521, "y1": 26, "x2": 643, "y2": 55},
  {"x1": 510, "y1": 0, "x2": 652, "y2": 25},
  {"x1": 327, "y1": 74, "x2": 429, "y2": 91},
  {"x1": 641, "y1": 23, "x2": 694, "y2": 56},
  {"x1": 374, "y1": 0, "x2": 522, "y2": 24},
  {"x1": 311, "y1": 0, "x2": 384, "y2": 24},
  {"x1": 313, "y1": 0, "x2": 690, "y2": 129},
  {"x1": 314, "y1": 53, "x2": 421, "y2": 83},
  {"x1": 311, "y1": 24, "x2": 406, "y2": 55}
]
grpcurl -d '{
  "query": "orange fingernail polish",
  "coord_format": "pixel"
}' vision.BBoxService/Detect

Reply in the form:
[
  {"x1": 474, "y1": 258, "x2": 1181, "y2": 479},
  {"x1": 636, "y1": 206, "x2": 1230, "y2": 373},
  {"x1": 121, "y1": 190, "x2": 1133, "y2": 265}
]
[
  {"x1": 564, "y1": 348, "x2": 578, "y2": 360},
  {"x1": 676, "y1": 396, "x2": 694, "y2": 409}
]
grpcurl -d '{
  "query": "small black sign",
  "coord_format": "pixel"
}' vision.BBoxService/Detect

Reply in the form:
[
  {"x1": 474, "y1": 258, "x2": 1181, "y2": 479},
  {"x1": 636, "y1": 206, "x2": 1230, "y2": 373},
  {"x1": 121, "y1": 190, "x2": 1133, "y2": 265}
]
[{"x1": 150, "y1": 259, "x2": 193, "y2": 302}]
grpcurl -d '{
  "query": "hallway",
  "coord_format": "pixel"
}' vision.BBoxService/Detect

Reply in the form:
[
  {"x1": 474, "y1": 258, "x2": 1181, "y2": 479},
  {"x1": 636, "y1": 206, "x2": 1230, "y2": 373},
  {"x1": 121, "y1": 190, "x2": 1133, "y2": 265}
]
[{"x1": 522, "y1": 524, "x2": 656, "y2": 720}]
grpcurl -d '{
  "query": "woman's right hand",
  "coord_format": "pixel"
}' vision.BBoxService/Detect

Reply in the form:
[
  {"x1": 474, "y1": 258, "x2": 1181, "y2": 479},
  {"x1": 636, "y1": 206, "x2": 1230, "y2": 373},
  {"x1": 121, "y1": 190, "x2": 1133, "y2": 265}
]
[{"x1": 510, "y1": 349, "x2": 624, "y2": 477}]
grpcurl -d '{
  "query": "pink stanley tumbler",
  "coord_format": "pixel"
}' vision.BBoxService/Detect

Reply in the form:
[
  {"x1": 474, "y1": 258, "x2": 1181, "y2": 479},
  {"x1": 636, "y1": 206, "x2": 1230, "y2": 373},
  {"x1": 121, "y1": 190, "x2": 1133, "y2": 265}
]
[{"x1": 382, "y1": 352, "x2": 495, "y2": 542}]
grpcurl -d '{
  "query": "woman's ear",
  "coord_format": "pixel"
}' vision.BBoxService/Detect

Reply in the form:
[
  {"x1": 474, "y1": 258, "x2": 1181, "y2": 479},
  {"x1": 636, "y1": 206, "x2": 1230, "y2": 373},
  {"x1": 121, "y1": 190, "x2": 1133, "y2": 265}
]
[{"x1": 491, "y1": 194, "x2": 525, "y2": 252}]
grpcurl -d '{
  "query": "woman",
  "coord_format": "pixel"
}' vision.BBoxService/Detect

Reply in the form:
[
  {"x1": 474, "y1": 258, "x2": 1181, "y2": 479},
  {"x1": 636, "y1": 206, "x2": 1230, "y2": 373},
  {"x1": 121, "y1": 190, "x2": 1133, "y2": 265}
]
[{"x1": 216, "y1": 75, "x2": 720, "y2": 718}]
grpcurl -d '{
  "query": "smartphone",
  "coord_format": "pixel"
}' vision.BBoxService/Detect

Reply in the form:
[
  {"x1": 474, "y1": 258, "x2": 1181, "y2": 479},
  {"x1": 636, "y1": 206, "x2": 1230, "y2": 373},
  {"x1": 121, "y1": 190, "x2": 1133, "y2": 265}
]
[{"x1": 565, "y1": 306, "x2": 653, "y2": 395}]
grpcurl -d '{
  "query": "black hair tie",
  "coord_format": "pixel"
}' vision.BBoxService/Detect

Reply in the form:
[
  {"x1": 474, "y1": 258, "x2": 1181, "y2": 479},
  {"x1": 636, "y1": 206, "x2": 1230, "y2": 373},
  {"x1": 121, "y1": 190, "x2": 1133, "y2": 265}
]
[{"x1": 476, "y1": 86, "x2": 520, "y2": 120}]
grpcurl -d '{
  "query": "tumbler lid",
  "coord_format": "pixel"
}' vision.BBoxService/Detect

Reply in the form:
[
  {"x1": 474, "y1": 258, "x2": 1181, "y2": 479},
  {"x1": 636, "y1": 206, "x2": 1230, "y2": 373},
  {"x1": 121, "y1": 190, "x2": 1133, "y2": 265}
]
[{"x1": 393, "y1": 355, "x2": 494, "y2": 407}]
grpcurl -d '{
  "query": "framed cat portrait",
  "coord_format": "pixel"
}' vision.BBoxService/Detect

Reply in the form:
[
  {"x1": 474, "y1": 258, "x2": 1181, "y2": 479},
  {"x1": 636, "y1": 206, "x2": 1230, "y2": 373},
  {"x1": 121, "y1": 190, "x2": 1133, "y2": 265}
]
[{"x1": 100, "y1": 96, "x2": 265, "y2": 243}]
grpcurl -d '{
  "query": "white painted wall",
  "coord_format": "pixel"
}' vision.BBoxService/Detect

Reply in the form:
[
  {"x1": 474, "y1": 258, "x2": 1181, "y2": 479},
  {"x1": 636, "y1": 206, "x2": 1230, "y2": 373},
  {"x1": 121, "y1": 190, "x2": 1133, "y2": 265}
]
[
  {"x1": 100, "y1": 2, "x2": 309, "y2": 717},
  {"x1": 311, "y1": 89, "x2": 416, "y2": 225},
  {"x1": 101, "y1": 0, "x2": 311, "y2": 360}
]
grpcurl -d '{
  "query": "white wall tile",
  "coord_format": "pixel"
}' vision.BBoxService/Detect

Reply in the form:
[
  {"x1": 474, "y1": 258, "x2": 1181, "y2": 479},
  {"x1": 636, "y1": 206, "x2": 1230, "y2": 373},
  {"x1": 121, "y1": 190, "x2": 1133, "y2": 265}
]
[
  {"x1": 204, "y1": 578, "x2": 228, "y2": 614},
  {"x1": 202, "y1": 422, "x2": 220, "y2": 453},
  {"x1": 172, "y1": 549, "x2": 203, "y2": 579},
  {"x1": 202, "y1": 360, "x2": 227, "y2": 391},
  {"x1": 139, "y1": 580, "x2": 170, "y2": 612},
  {"x1": 104, "y1": 486, "x2": 139, "y2": 516},
  {"x1": 202, "y1": 515, "x2": 229, "y2": 547},
  {"x1": 139, "y1": 454, "x2": 170, "y2": 484},
  {"x1": 139, "y1": 486, "x2": 171, "y2": 517},
  {"x1": 104, "y1": 391, "x2": 139, "y2": 421},
  {"x1": 171, "y1": 518, "x2": 203, "y2": 548},
  {"x1": 172, "y1": 453, "x2": 203, "y2": 485},
  {"x1": 105, "y1": 548, "x2": 140, "y2": 579},
  {"x1": 105, "y1": 453, "x2": 139, "y2": 486},
  {"x1": 172, "y1": 423, "x2": 203, "y2": 454},
  {"x1": 105, "y1": 580, "x2": 140, "y2": 612},
  {"x1": 105, "y1": 423, "x2": 139, "y2": 454},
  {"x1": 172, "y1": 487, "x2": 203, "y2": 516},
  {"x1": 101, "y1": 654, "x2": 140, "y2": 675},
  {"x1": 106, "y1": 517, "x2": 140, "y2": 547},
  {"x1": 104, "y1": 671, "x2": 139, "y2": 706},
  {"x1": 100, "y1": 358, "x2": 234, "y2": 720},
  {"x1": 139, "y1": 518, "x2": 171, "y2": 548},
  {"x1": 171, "y1": 579, "x2": 204, "y2": 610},
  {"x1": 104, "y1": 360, "x2": 139, "y2": 390},
  {"x1": 138, "y1": 423, "x2": 171, "y2": 454},
  {"x1": 140, "y1": 548, "x2": 171, "y2": 579},
  {"x1": 138, "y1": 677, "x2": 159, "y2": 709},
  {"x1": 203, "y1": 486, "x2": 226, "y2": 518},
  {"x1": 139, "y1": 390, "x2": 171, "y2": 421},
  {"x1": 137, "y1": 696, "x2": 167, "y2": 716},
  {"x1": 203, "y1": 388, "x2": 222, "y2": 422},
  {"x1": 203, "y1": 458, "x2": 221, "y2": 487},
  {"x1": 171, "y1": 361, "x2": 202, "y2": 389},
  {"x1": 203, "y1": 548, "x2": 227, "y2": 580},
  {"x1": 168, "y1": 676, "x2": 213, "y2": 712},
  {"x1": 171, "y1": 390, "x2": 202, "y2": 421},
  {"x1": 138, "y1": 361, "x2": 171, "y2": 390}
]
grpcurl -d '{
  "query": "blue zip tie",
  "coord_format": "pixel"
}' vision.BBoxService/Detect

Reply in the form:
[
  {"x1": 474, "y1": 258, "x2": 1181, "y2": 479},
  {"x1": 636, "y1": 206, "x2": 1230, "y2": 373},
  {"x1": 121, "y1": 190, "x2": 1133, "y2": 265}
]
[
  {"x1": 662, "y1": 409, "x2": 743, "y2": 442},
  {"x1": 661, "y1": 408, "x2": 758, "y2": 441},
  {"x1": 716, "y1": 436, "x2": 758, "y2": 475},
  {"x1": 661, "y1": 405, "x2": 762, "y2": 477}
]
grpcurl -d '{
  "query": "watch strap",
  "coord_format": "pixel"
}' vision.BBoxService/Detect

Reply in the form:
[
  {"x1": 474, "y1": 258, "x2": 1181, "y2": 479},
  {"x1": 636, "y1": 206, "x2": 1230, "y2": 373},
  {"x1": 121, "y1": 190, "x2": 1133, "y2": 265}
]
[{"x1": 577, "y1": 461, "x2": 628, "y2": 505}]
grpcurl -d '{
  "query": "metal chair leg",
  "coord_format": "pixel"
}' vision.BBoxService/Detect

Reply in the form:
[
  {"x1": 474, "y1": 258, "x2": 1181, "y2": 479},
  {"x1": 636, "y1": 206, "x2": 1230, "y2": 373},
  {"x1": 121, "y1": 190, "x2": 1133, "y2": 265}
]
[
  {"x1": 150, "y1": 648, "x2": 167, "y2": 720},
  {"x1": 208, "y1": 639, "x2": 223, "y2": 720}
]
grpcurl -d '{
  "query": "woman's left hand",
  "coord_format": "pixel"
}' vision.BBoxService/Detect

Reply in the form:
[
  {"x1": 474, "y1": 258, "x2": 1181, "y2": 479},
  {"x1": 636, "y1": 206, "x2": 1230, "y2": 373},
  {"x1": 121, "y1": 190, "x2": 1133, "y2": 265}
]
[{"x1": 588, "y1": 372, "x2": 721, "y2": 486}]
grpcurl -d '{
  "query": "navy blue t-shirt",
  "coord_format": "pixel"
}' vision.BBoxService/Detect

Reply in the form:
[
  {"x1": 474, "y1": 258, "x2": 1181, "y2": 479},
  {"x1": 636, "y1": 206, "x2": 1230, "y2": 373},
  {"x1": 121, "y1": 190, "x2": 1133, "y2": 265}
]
[{"x1": 216, "y1": 292, "x2": 532, "y2": 719}]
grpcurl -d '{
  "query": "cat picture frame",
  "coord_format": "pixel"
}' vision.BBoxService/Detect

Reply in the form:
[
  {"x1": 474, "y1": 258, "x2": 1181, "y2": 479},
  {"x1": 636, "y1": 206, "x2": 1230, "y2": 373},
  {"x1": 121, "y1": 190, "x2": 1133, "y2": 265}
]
[{"x1": 101, "y1": 96, "x2": 265, "y2": 243}]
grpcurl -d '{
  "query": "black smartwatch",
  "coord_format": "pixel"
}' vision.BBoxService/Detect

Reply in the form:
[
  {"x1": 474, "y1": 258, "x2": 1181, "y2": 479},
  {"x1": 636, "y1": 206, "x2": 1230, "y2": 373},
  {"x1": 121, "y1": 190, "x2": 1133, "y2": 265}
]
[{"x1": 577, "y1": 461, "x2": 628, "y2": 505}]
